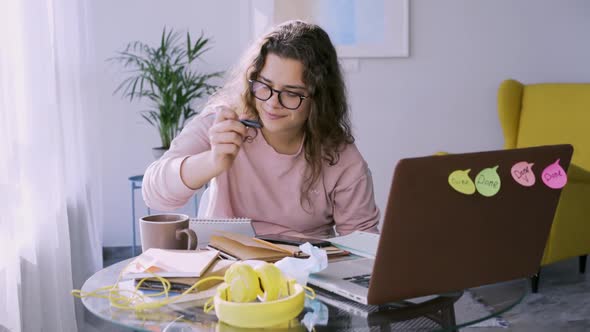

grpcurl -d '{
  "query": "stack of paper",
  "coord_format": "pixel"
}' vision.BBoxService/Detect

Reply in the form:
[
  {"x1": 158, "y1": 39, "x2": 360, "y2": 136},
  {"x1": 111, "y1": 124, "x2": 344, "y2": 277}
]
[
  {"x1": 328, "y1": 231, "x2": 380, "y2": 259},
  {"x1": 120, "y1": 259, "x2": 235, "y2": 307},
  {"x1": 136, "y1": 259, "x2": 234, "y2": 293},
  {"x1": 121, "y1": 248, "x2": 219, "y2": 279}
]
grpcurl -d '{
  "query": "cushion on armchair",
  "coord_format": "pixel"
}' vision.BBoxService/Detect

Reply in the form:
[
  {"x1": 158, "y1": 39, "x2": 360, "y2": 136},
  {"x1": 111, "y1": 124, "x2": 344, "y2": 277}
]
[{"x1": 517, "y1": 84, "x2": 590, "y2": 182}]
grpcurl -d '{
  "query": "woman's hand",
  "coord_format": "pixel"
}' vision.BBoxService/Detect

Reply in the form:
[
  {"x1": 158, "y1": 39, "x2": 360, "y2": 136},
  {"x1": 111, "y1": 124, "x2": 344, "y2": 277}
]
[{"x1": 208, "y1": 107, "x2": 248, "y2": 173}]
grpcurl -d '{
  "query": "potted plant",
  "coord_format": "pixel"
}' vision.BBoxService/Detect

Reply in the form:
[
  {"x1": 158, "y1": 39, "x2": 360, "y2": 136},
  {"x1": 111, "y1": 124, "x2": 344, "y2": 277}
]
[{"x1": 111, "y1": 28, "x2": 222, "y2": 159}]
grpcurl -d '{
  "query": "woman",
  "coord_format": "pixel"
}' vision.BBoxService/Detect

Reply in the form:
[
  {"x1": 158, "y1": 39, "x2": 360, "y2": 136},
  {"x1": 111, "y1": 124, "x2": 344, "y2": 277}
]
[{"x1": 143, "y1": 20, "x2": 379, "y2": 237}]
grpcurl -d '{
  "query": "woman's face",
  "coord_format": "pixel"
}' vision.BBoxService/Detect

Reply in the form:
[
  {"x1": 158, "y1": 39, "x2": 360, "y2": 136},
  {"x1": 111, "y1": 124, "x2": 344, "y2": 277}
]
[{"x1": 253, "y1": 53, "x2": 311, "y2": 136}]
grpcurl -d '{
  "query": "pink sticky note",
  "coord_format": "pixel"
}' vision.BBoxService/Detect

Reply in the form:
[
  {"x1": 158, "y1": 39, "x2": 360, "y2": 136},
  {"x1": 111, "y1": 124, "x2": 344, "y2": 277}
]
[
  {"x1": 542, "y1": 159, "x2": 568, "y2": 189},
  {"x1": 511, "y1": 161, "x2": 535, "y2": 187}
]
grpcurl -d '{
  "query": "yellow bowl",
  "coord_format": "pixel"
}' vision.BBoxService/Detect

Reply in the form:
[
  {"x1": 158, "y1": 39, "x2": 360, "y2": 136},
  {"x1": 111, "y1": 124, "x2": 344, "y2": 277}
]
[{"x1": 213, "y1": 281, "x2": 305, "y2": 328}]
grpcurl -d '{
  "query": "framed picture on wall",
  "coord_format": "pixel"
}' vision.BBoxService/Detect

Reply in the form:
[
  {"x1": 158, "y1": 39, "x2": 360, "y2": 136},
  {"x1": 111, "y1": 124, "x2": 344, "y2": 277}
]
[{"x1": 251, "y1": 0, "x2": 409, "y2": 58}]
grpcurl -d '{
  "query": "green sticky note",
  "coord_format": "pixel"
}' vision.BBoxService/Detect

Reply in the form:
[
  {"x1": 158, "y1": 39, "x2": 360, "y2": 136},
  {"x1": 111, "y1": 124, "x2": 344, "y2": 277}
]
[
  {"x1": 448, "y1": 169, "x2": 476, "y2": 195},
  {"x1": 475, "y1": 166, "x2": 501, "y2": 197}
]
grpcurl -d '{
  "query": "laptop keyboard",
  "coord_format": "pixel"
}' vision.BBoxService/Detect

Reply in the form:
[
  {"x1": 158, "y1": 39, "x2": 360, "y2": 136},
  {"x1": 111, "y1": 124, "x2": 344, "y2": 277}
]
[{"x1": 343, "y1": 274, "x2": 371, "y2": 288}]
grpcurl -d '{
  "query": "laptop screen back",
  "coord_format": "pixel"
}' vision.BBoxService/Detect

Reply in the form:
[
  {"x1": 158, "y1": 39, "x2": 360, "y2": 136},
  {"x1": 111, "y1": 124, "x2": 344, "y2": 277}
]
[{"x1": 367, "y1": 144, "x2": 573, "y2": 304}]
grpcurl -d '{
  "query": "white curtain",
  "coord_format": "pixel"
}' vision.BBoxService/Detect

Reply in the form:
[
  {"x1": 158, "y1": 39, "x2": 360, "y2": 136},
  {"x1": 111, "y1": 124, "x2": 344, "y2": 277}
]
[{"x1": 0, "y1": 0, "x2": 103, "y2": 331}]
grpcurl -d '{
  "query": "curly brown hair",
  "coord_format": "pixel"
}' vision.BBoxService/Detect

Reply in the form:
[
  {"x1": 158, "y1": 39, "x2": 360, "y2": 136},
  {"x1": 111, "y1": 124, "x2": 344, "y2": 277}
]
[{"x1": 208, "y1": 20, "x2": 354, "y2": 210}]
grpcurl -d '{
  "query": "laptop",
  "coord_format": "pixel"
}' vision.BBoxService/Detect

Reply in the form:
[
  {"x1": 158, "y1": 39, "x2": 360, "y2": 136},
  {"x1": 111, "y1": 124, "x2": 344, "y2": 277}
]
[{"x1": 308, "y1": 144, "x2": 573, "y2": 305}]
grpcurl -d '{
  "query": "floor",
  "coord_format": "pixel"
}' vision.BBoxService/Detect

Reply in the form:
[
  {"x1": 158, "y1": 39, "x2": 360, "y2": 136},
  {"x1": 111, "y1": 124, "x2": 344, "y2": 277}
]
[
  {"x1": 463, "y1": 257, "x2": 590, "y2": 332},
  {"x1": 88, "y1": 247, "x2": 589, "y2": 331}
]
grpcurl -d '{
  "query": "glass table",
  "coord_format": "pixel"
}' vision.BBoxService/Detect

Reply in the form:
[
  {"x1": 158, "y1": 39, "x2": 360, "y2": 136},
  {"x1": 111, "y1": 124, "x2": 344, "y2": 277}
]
[{"x1": 80, "y1": 259, "x2": 527, "y2": 332}]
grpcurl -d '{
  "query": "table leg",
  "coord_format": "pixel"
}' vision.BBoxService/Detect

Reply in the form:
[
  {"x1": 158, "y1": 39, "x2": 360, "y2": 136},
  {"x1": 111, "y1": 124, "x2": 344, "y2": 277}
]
[
  {"x1": 131, "y1": 182, "x2": 136, "y2": 257},
  {"x1": 441, "y1": 304, "x2": 458, "y2": 332}
]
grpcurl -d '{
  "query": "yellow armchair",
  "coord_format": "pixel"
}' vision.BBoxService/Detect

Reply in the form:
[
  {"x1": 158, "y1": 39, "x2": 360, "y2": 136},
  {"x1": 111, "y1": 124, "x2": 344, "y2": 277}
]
[{"x1": 498, "y1": 79, "x2": 590, "y2": 292}]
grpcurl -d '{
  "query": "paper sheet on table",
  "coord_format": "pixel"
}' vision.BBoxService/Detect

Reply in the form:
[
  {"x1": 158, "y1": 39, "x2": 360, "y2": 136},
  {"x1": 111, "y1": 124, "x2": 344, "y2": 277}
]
[
  {"x1": 328, "y1": 231, "x2": 379, "y2": 258},
  {"x1": 120, "y1": 249, "x2": 219, "y2": 279}
]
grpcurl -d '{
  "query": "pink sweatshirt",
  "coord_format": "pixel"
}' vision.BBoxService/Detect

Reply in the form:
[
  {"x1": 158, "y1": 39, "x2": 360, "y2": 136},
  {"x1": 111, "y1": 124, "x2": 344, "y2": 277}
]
[{"x1": 142, "y1": 110, "x2": 380, "y2": 238}]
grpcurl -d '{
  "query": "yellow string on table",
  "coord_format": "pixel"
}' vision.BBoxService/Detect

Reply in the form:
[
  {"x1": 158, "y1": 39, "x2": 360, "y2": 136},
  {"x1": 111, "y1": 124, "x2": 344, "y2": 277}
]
[{"x1": 71, "y1": 260, "x2": 225, "y2": 312}]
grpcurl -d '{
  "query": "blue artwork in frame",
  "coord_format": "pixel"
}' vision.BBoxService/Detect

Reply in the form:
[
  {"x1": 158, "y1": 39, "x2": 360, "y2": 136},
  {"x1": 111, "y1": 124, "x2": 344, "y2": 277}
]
[{"x1": 252, "y1": 0, "x2": 409, "y2": 58}]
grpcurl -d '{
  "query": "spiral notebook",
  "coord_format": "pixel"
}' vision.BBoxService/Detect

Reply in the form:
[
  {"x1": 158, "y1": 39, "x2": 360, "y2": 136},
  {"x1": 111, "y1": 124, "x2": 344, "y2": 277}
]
[{"x1": 189, "y1": 217, "x2": 255, "y2": 249}]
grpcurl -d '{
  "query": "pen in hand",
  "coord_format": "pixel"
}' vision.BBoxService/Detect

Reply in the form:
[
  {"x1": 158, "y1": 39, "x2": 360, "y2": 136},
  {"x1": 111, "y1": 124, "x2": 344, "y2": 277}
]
[{"x1": 239, "y1": 119, "x2": 262, "y2": 128}]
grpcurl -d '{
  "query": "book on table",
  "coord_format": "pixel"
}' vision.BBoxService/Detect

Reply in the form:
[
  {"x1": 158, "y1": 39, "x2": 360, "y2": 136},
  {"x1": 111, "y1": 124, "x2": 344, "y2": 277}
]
[
  {"x1": 208, "y1": 231, "x2": 349, "y2": 262},
  {"x1": 120, "y1": 248, "x2": 220, "y2": 279}
]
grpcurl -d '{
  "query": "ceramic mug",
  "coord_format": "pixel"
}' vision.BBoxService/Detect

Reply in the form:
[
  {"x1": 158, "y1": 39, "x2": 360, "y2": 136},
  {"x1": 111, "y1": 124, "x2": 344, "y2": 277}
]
[{"x1": 139, "y1": 213, "x2": 197, "y2": 252}]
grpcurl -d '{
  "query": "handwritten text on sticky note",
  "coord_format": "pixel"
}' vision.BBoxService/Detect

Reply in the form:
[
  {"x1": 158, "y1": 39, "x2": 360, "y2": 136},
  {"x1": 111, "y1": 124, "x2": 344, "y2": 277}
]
[
  {"x1": 542, "y1": 159, "x2": 567, "y2": 189},
  {"x1": 448, "y1": 169, "x2": 476, "y2": 195},
  {"x1": 511, "y1": 161, "x2": 536, "y2": 187},
  {"x1": 475, "y1": 166, "x2": 501, "y2": 197}
]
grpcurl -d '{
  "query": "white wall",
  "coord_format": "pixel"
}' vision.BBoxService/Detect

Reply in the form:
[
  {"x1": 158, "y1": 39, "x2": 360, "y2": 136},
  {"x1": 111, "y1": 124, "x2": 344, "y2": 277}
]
[
  {"x1": 91, "y1": 0, "x2": 590, "y2": 246},
  {"x1": 350, "y1": 0, "x2": 590, "y2": 215}
]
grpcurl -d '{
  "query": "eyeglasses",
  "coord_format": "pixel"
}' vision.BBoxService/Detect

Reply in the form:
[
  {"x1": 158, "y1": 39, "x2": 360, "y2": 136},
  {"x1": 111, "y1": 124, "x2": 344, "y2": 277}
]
[{"x1": 248, "y1": 79, "x2": 309, "y2": 110}]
